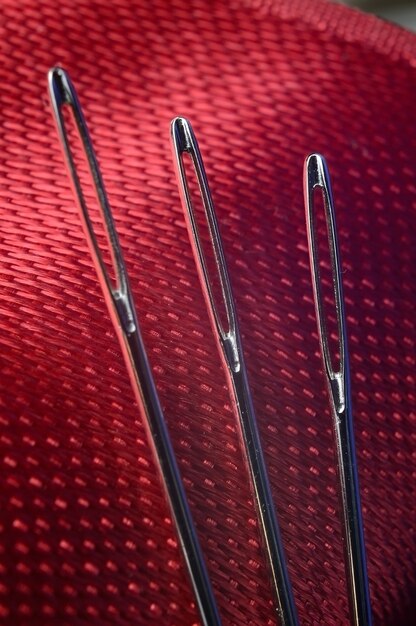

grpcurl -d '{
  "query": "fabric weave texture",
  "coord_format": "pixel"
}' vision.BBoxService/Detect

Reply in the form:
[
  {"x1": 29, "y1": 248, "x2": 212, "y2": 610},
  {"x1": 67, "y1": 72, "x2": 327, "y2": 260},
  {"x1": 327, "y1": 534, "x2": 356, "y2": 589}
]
[{"x1": 0, "y1": 0, "x2": 415, "y2": 624}]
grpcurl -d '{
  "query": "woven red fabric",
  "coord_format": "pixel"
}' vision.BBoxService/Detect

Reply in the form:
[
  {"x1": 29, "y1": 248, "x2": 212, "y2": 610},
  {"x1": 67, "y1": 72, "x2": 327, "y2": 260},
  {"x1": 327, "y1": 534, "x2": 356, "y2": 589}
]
[{"x1": 0, "y1": 0, "x2": 415, "y2": 624}]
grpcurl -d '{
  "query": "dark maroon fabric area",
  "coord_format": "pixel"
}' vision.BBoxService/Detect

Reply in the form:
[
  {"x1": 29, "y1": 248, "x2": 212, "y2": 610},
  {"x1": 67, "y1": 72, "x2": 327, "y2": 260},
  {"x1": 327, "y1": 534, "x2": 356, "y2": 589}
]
[{"x1": 0, "y1": 0, "x2": 415, "y2": 624}]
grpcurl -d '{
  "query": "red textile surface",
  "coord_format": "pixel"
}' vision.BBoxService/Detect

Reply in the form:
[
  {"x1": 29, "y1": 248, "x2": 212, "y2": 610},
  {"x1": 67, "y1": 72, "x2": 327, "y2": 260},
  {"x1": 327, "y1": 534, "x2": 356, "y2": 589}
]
[{"x1": 0, "y1": 0, "x2": 415, "y2": 624}]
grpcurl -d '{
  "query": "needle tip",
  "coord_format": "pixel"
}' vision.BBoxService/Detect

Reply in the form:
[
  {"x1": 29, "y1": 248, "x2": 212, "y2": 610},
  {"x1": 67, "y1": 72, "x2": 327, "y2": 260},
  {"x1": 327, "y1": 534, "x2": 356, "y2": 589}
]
[
  {"x1": 171, "y1": 116, "x2": 193, "y2": 153},
  {"x1": 48, "y1": 66, "x2": 73, "y2": 108},
  {"x1": 305, "y1": 153, "x2": 328, "y2": 190}
]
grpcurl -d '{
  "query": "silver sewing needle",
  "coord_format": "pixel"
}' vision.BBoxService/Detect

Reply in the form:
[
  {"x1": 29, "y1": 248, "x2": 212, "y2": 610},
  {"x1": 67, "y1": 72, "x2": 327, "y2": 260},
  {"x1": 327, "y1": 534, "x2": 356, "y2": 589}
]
[
  {"x1": 304, "y1": 153, "x2": 373, "y2": 626},
  {"x1": 171, "y1": 117, "x2": 299, "y2": 626},
  {"x1": 48, "y1": 68, "x2": 223, "y2": 626}
]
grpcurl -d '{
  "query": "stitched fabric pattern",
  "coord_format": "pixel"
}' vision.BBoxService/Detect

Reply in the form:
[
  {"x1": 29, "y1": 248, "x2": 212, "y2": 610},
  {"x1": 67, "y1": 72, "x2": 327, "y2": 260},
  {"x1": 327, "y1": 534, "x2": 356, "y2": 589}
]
[{"x1": 0, "y1": 0, "x2": 414, "y2": 624}]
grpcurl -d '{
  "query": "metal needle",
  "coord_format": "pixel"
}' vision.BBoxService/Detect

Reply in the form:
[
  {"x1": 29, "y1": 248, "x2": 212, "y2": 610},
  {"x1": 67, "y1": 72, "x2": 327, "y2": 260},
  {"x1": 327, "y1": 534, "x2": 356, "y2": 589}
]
[
  {"x1": 171, "y1": 116, "x2": 299, "y2": 626},
  {"x1": 304, "y1": 153, "x2": 373, "y2": 626},
  {"x1": 48, "y1": 68, "x2": 222, "y2": 626}
]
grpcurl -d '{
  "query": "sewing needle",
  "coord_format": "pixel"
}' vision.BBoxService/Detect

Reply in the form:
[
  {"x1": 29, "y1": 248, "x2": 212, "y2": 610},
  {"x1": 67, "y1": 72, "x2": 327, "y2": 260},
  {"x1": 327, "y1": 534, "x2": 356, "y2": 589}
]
[
  {"x1": 171, "y1": 116, "x2": 299, "y2": 626},
  {"x1": 48, "y1": 68, "x2": 223, "y2": 626},
  {"x1": 304, "y1": 153, "x2": 373, "y2": 626}
]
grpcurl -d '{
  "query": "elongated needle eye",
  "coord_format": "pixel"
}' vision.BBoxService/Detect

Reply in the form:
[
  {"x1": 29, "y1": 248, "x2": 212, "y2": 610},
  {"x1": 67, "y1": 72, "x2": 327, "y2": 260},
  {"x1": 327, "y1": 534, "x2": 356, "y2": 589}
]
[
  {"x1": 172, "y1": 118, "x2": 299, "y2": 626},
  {"x1": 171, "y1": 117, "x2": 240, "y2": 371},
  {"x1": 304, "y1": 153, "x2": 347, "y2": 407},
  {"x1": 304, "y1": 155, "x2": 373, "y2": 626},
  {"x1": 48, "y1": 67, "x2": 130, "y2": 306},
  {"x1": 48, "y1": 70, "x2": 223, "y2": 626}
]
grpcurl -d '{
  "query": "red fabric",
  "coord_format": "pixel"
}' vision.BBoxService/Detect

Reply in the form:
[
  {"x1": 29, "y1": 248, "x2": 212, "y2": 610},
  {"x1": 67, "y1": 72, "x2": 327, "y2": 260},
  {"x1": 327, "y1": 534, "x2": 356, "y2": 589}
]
[{"x1": 0, "y1": 0, "x2": 415, "y2": 624}]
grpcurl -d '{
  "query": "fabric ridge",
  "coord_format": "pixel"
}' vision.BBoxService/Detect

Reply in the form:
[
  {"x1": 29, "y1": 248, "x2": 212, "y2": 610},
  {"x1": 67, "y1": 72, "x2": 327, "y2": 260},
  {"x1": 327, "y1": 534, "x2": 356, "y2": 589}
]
[{"x1": 0, "y1": 0, "x2": 414, "y2": 624}]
